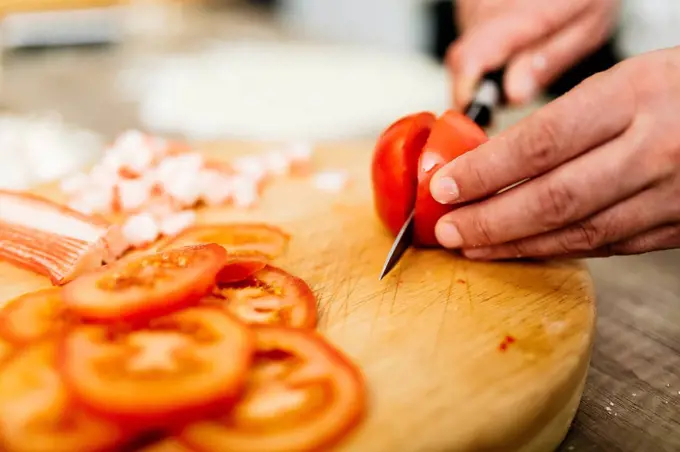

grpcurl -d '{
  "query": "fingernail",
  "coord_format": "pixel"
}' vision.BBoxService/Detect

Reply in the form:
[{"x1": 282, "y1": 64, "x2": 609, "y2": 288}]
[
  {"x1": 432, "y1": 176, "x2": 460, "y2": 204},
  {"x1": 463, "y1": 247, "x2": 492, "y2": 260},
  {"x1": 436, "y1": 222, "x2": 463, "y2": 249},
  {"x1": 509, "y1": 76, "x2": 537, "y2": 103}
]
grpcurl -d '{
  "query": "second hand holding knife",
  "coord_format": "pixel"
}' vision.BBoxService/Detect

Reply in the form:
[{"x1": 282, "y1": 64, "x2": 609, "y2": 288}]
[{"x1": 378, "y1": 71, "x2": 504, "y2": 280}]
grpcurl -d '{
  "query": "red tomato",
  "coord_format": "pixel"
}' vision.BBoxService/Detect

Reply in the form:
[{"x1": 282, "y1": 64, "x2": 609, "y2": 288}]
[
  {"x1": 179, "y1": 326, "x2": 366, "y2": 452},
  {"x1": 162, "y1": 224, "x2": 290, "y2": 260},
  {"x1": 371, "y1": 112, "x2": 435, "y2": 237},
  {"x1": 139, "y1": 438, "x2": 192, "y2": 452},
  {"x1": 202, "y1": 265, "x2": 317, "y2": 329},
  {"x1": 59, "y1": 307, "x2": 254, "y2": 427},
  {"x1": 62, "y1": 244, "x2": 227, "y2": 323},
  {"x1": 0, "y1": 288, "x2": 76, "y2": 345},
  {"x1": 0, "y1": 341, "x2": 128, "y2": 452},
  {"x1": 371, "y1": 109, "x2": 487, "y2": 246},
  {"x1": 216, "y1": 254, "x2": 269, "y2": 284},
  {"x1": 414, "y1": 110, "x2": 488, "y2": 245}
]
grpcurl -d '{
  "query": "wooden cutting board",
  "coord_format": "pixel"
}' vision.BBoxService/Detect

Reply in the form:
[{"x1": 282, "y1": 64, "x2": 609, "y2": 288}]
[{"x1": 0, "y1": 140, "x2": 596, "y2": 452}]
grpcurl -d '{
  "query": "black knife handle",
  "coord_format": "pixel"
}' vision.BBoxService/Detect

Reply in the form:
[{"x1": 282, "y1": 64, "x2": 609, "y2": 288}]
[{"x1": 463, "y1": 69, "x2": 505, "y2": 128}]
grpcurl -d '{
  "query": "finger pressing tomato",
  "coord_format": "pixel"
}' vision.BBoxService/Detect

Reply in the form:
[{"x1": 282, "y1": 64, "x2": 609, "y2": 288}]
[
  {"x1": 62, "y1": 244, "x2": 227, "y2": 323},
  {"x1": 59, "y1": 307, "x2": 254, "y2": 427},
  {"x1": 179, "y1": 326, "x2": 366, "y2": 452},
  {"x1": 431, "y1": 47, "x2": 680, "y2": 259},
  {"x1": 202, "y1": 265, "x2": 317, "y2": 329},
  {"x1": 0, "y1": 341, "x2": 128, "y2": 452}
]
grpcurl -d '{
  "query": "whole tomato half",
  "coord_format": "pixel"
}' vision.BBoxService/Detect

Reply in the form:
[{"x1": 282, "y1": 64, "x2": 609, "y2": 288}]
[{"x1": 371, "y1": 109, "x2": 488, "y2": 246}]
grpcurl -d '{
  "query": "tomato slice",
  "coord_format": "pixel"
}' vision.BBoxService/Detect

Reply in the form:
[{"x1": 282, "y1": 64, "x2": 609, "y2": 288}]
[
  {"x1": 371, "y1": 112, "x2": 436, "y2": 237},
  {"x1": 0, "y1": 341, "x2": 128, "y2": 452},
  {"x1": 162, "y1": 224, "x2": 290, "y2": 260},
  {"x1": 59, "y1": 307, "x2": 254, "y2": 427},
  {"x1": 216, "y1": 254, "x2": 269, "y2": 284},
  {"x1": 62, "y1": 244, "x2": 227, "y2": 323},
  {"x1": 179, "y1": 326, "x2": 366, "y2": 452},
  {"x1": 0, "y1": 337, "x2": 14, "y2": 367},
  {"x1": 414, "y1": 109, "x2": 488, "y2": 246},
  {"x1": 0, "y1": 288, "x2": 76, "y2": 345},
  {"x1": 202, "y1": 265, "x2": 317, "y2": 329},
  {"x1": 140, "y1": 438, "x2": 193, "y2": 452}
]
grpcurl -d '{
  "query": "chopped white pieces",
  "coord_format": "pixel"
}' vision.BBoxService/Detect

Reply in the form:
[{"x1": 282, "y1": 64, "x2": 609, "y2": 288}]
[
  {"x1": 312, "y1": 170, "x2": 349, "y2": 193},
  {"x1": 159, "y1": 211, "x2": 196, "y2": 237},
  {"x1": 122, "y1": 213, "x2": 160, "y2": 247}
]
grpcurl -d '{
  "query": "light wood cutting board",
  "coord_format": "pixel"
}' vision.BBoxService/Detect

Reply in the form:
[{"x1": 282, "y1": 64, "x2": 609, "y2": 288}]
[{"x1": 2, "y1": 140, "x2": 596, "y2": 452}]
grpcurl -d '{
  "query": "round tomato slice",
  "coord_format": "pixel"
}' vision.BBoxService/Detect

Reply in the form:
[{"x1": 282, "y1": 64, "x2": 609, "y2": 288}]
[
  {"x1": 371, "y1": 112, "x2": 436, "y2": 237},
  {"x1": 0, "y1": 341, "x2": 128, "y2": 452},
  {"x1": 62, "y1": 244, "x2": 227, "y2": 323},
  {"x1": 202, "y1": 265, "x2": 317, "y2": 329},
  {"x1": 414, "y1": 109, "x2": 488, "y2": 246},
  {"x1": 59, "y1": 307, "x2": 254, "y2": 426},
  {"x1": 0, "y1": 288, "x2": 76, "y2": 345},
  {"x1": 179, "y1": 326, "x2": 366, "y2": 452},
  {"x1": 216, "y1": 254, "x2": 269, "y2": 284},
  {"x1": 162, "y1": 224, "x2": 290, "y2": 260}
]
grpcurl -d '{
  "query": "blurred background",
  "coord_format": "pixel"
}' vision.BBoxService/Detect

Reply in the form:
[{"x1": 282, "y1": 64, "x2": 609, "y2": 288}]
[{"x1": 0, "y1": 0, "x2": 679, "y2": 189}]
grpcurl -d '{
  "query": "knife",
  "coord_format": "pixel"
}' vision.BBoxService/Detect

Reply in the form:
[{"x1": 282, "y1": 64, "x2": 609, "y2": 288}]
[{"x1": 378, "y1": 70, "x2": 504, "y2": 280}]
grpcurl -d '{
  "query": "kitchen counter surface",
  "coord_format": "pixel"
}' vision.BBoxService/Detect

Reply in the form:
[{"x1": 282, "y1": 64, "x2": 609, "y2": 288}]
[{"x1": 0, "y1": 3, "x2": 678, "y2": 451}]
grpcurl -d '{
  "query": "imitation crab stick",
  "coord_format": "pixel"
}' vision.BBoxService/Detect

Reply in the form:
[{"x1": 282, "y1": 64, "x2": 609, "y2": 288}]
[{"x1": 0, "y1": 190, "x2": 127, "y2": 284}]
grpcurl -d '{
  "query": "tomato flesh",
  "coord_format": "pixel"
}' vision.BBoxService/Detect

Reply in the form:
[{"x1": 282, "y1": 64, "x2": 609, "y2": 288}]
[
  {"x1": 202, "y1": 265, "x2": 317, "y2": 329},
  {"x1": 216, "y1": 254, "x2": 269, "y2": 284},
  {"x1": 371, "y1": 112, "x2": 435, "y2": 237},
  {"x1": 62, "y1": 244, "x2": 227, "y2": 323},
  {"x1": 0, "y1": 341, "x2": 128, "y2": 452},
  {"x1": 179, "y1": 326, "x2": 366, "y2": 452},
  {"x1": 163, "y1": 224, "x2": 290, "y2": 260},
  {"x1": 0, "y1": 288, "x2": 76, "y2": 345},
  {"x1": 414, "y1": 110, "x2": 489, "y2": 246},
  {"x1": 371, "y1": 109, "x2": 488, "y2": 246},
  {"x1": 59, "y1": 307, "x2": 254, "y2": 426}
]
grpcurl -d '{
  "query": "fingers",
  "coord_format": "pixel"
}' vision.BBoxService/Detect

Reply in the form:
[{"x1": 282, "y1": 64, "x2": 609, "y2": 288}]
[
  {"x1": 431, "y1": 65, "x2": 636, "y2": 206},
  {"x1": 564, "y1": 224, "x2": 680, "y2": 259},
  {"x1": 504, "y1": 7, "x2": 614, "y2": 104},
  {"x1": 433, "y1": 126, "x2": 658, "y2": 249},
  {"x1": 459, "y1": 182, "x2": 677, "y2": 260},
  {"x1": 447, "y1": 1, "x2": 587, "y2": 109}
]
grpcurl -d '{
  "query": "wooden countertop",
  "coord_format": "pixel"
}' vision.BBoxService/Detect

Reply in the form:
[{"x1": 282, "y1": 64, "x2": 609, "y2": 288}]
[{"x1": 0, "y1": 4, "x2": 678, "y2": 451}]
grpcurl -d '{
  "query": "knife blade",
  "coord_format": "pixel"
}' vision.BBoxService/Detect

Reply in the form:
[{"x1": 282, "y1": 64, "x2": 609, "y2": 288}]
[{"x1": 378, "y1": 71, "x2": 503, "y2": 280}]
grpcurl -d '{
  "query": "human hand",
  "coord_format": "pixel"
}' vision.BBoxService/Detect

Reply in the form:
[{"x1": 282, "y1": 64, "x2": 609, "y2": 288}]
[
  {"x1": 448, "y1": 0, "x2": 620, "y2": 109},
  {"x1": 429, "y1": 47, "x2": 680, "y2": 260}
]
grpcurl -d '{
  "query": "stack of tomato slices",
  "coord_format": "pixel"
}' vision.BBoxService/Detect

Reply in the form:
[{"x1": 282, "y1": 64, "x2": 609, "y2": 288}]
[{"x1": 0, "y1": 223, "x2": 366, "y2": 452}]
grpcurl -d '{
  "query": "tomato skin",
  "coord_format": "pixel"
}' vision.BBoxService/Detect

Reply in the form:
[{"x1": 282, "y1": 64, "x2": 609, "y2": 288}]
[
  {"x1": 58, "y1": 307, "x2": 255, "y2": 428},
  {"x1": 414, "y1": 109, "x2": 488, "y2": 246},
  {"x1": 61, "y1": 244, "x2": 227, "y2": 324},
  {"x1": 179, "y1": 326, "x2": 366, "y2": 452},
  {"x1": 371, "y1": 112, "x2": 436, "y2": 237},
  {"x1": 216, "y1": 254, "x2": 269, "y2": 284}
]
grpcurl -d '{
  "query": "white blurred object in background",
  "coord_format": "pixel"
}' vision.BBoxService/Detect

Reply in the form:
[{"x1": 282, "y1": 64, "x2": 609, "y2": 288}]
[
  {"x1": 0, "y1": 114, "x2": 104, "y2": 190},
  {"x1": 119, "y1": 41, "x2": 450, "y2": 142},
  {"x1": 617, "y1": 0, "x2": 680, "y2": 57},
  {"x1": 279, "y1": 0, "x2": 430, "y2": 54}
]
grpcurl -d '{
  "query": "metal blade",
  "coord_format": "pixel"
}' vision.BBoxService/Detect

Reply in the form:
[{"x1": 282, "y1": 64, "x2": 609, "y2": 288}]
[{"x1": 378, "y1": 209, "x2": 415, "y2": 280}]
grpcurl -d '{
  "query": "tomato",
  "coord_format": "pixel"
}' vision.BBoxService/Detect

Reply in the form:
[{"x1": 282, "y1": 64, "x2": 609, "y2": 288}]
[
  {"x1": 216, "y1": 254, "x2": 269, "y2": 284},
  {"x1": 62, "y1": 244, "x2": 227, "y2": 323},
  {"x1": 140, "y1": 438, "x2": 193, "y2": 452},
  {"x1": 162, "y1": 224, "x2": 290, "y2": 260},
  {"x1": 0, "y1": 341, "x2": 128, "y2": 452},
  {"x1": 371, "y1": 112, "x2": 435, "y2": 237},
  {"x1": 0, "y1": 288, "x2": 76, "y2": 345},
  {"x1": 59, "y1": 307, "x2": 254, "y2": 427},
  {"x1": 414, "y1": 110, "x2": 488, "y2": 245},
  {"x1": 202, "y1": 265, "x2": 317, "y2": 329},
  {"x1": 371, "y1": 109, "x2": 487, "y2": 246},
  {"x1": 0, "y1": 337, "x2": 14, "y2": 366},
  {"x1": 179, "y1": 326, "x2": 366, "y2": 452}
]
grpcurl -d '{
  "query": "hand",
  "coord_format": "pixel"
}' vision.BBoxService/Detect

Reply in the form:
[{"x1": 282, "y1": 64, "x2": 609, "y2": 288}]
[
  {"x1": 429, "y1": 47, "x2": 680, "y2": 260},
  {"x1": 448, "y1": 0, "x2": 620, "y2": 109}
]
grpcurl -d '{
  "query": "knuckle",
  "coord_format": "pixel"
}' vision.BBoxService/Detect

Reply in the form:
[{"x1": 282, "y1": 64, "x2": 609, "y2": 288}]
[
  {"x1": 465, "y1": 210, "x2": 496, "y2": 246},
  {"x1": 561, "y1": 219, "x2": 606, "y2": 252},
  {"x1": 518, "y1": 117, "x2": 562, "y2": 173},
  {"x1": 536, "y1": 180, "x2": 579, "y2": 229}
]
